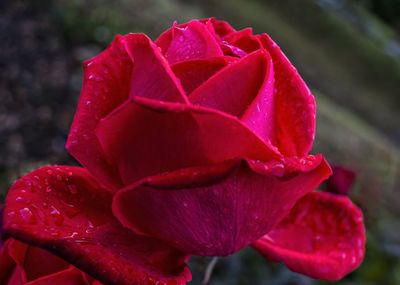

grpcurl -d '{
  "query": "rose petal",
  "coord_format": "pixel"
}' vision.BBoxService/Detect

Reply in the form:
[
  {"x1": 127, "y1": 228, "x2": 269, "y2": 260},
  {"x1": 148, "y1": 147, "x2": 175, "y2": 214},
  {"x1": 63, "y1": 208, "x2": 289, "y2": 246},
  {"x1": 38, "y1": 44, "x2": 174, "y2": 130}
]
[
  {"x1": 207, "y1": 18, "x2": 236, "y2": 38},
  {"x1": 0, "y1": 239, "x2": 87, "y2": 285},
  {"x1": 122, "y1": 33, "x2": 188, "y2": 103},
  {"x1": 3, "y1": 166, "x2": 191, "y2": 285},
  {"x1": 97, "y1": 96, "x2": 280, "y2": 185},
  {"x1": 171, "y1": 56, "x2": 236, "y2": 95},
  {"x1": 66, "y1": 35, "x2": 132, "y2": 190},
  {"x1": 0, "y1": 240, "x2": 18, "y2": 285},
  {"x1": 252, "y1": 191, "x2": 365, "y2": 281},
  {"x1": 326, "y1": 166, "x2": 356, "y2": 195},
  {"x1": 258, "y1": 34, "x2": 316, "y2": 157},
  {"x1": 189, "y1": 50, "x2": 272, "y2": 119},
  {"x1": 156, "y1": 20, "x2": 223, "y2": 64},
  {"x1": 113, "y1": 159, "x2": 331, "y2": 256},
  {"x1": 223, "y1": 28, "x2": 261, "y2": 54}
]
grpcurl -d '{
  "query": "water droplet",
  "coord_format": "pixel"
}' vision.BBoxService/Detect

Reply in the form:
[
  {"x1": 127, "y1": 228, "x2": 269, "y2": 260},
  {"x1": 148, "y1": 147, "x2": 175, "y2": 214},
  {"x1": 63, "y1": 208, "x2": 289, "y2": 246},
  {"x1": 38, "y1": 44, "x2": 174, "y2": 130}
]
[
  {"x1": 178, "y1": 35, "x2": 185, "y2": 43},
  {"x1": 19, "y1": 207, "x2": 36, "y2": 224},
  {"x1": 68, "y1": 184, "x2": 78, "y2": 194},
  {"x1": 15, "y1": 196, "x2": 23, "y2": 202},
  {"x1": 46, "y1": 169, "x2": 53, "y2": 175},
  {"x1": 50, "y1": 206, "x2": 64, "y2": 226},
  {"x1": 183, "y1": 202, "x2": 188, "y2": 208},
  {"x1": 46, "y1": 186, "x2": 52, "y2": 193}
]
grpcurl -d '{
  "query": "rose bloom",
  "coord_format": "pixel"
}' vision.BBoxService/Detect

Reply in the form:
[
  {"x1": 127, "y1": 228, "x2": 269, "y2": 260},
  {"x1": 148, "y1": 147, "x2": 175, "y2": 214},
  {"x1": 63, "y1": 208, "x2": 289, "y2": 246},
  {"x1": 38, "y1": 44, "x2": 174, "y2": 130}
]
[{"x1": 1, "y1": 18, "x2": 365, "y2": 284}]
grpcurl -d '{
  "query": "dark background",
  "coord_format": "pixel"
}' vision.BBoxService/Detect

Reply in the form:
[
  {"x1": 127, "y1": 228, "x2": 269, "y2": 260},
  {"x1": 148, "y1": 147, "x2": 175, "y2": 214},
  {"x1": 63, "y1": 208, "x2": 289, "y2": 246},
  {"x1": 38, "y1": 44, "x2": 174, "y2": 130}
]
[{"x1": 1, "y1": 0, "x2": 400, "y2": 284}]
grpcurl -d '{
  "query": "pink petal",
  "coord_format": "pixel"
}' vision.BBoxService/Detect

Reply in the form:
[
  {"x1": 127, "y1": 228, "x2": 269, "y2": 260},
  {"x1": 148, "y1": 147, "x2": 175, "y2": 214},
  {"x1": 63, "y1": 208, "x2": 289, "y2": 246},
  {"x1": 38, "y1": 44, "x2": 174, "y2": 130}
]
[
  {"x1": 171, "y1": 56, "x2": 236, "y2": 95},
  {"x1": 252, "y1": 191, "x2": 365, "y2": 281},
  {"x1": 66, "y1": 35, "x2": 132, "y2": 190},
  {"x1": 326, "y1": 166, "x2": 356, "y2": 195},
  {"x1": 223, "y1": 28, "x2": 261, "y2": 54},
  {"x1": 207, "y1": 18, "x2": 237, "y2": 38},
  {"x1": 3, "y1": 166, "x2": 191, "y2": 285},
  {"x1": 96, "y1": 97, "x2": 280, "y2": 185},
  {"x1": 113, "y1": 159, "x2": 331, "y2": 256},
  {"x1": 122, "y1": 33, "x2": 188, "y2": 103},
  {"x1": 156, "y1": 20, "x2": 223, "y2": 64},
  {"x1": 189, "y1": 50, "x2": 271, "y2": 119},
  {"x1": 258, "y1": 34, "x2": 316, "y2": 157}
]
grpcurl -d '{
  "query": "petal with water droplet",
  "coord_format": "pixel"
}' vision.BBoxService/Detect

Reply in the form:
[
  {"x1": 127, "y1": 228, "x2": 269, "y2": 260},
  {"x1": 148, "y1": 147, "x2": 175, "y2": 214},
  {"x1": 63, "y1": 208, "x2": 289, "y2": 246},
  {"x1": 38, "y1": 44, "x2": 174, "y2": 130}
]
[
  {"x1": 258, "y1": 34, "x2": 316, "y2": 157},
  {"x1": 96, "y1": 96, "x2": 280, "y2": 185},
  {"x1": 156, "y1": 20, "x2": 223, "y2": 64},
  {"x1": 252, "y1": 191, "x2": 365, "y2": 281},
  {"x1": 113, "y1": 159, "x2": 331, "y2": 256},
  {"x1": 3, "y1": 166, "x2": 191, "y2": 285},
  {"x1": 66, "y1": 35, "x2": 132, "y2": 190}
]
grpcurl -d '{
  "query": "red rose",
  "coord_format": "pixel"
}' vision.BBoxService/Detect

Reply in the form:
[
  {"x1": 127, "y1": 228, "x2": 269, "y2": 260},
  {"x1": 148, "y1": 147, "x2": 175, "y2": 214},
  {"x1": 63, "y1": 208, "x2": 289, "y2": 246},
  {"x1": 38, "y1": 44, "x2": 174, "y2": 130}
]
[{"x1": 3, "y1": 18, "x2": 365, "y2": 284}]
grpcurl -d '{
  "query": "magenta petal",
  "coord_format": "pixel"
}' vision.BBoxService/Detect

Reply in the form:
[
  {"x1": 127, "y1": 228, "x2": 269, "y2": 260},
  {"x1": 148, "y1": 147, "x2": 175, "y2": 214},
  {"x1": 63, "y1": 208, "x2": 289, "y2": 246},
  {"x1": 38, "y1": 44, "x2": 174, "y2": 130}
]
[
  {"x1": 113, "y1": 159, "x2": 331, "y2": 256},
  {"x1": 223, "y1": 28, "x2": 261, "y2": 53},
  {"x1": 326, "y1": 166, "x2": 357, "y2": 195},
  {"x1": 189, "y1": 50, "x2": 272, "y2": 118},
  {"x1": 156, "y1": 20, "x2": 223, "y2": 64},
  {"x1": 3, "y1": 166, "x2": 191, "y2": 285},
  {"x1": 207, "y1": 18, "x2": 236, "y2": 38},
  {"x1": 66, "y1": 35, "x2": 132, "y2": 190},
  {"x1": 252, "y1": 192, "x2": 365, "y2": 281},
  {"x1": 258, "y1": 34, "x2": 316, "y2": 157},
  {"x1": 122, "y1": 33, "x2": 188, "y2": 103},
  {"x1": 171, "y1": 57, "x2": 236, "y2": 95},
  {"x1": 97, "y1": 97, "x2": 280, "y2": 185}
]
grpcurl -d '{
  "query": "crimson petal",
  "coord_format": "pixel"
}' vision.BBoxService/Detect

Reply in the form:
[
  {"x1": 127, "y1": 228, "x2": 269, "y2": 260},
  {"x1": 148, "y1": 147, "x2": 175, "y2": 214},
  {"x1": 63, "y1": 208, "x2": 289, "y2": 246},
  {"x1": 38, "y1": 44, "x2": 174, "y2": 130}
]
[
  {"x1": 223, "y1": 28, "x2": 261, "y2": 54},
  {"x1": 123, "y1": 33, "x2": 188, "y2": 103},
  {"x1": 252, "y1": 191, "x2": 365, "y2": 281},
  {"x1": 171, "y1": 57, "x2": 236, "y2": 95},
  {"x1": 66, "y1": 35, "x2": 132, "y2": 190},
  {"x1": 113, "y1": 159, "x2": 331, "y2": 256},
  {"x1": 3, "y1": 166, "x2": 191, "y2": 285},
  {"x1": 189, "y1": 50, "x2": 272, "y2": 119},
  {"x1": 258, "y1": 34, "x2": 316, "y2": 157},
  {"x1": 156, "y1": 20, "x2": 223, "y2": 64},
  {"x1": 97, "y1": 96, "x2": 280, "y2": 185},
  {"x1": 1, "y1": 239, "x2": 87, "y2": 285}
]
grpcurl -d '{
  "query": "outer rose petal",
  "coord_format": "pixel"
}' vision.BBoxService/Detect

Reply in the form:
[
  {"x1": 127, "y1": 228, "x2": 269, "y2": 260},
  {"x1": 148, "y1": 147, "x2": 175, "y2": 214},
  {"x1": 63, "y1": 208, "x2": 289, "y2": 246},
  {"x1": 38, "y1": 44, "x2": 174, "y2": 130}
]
[
  {"x1": 3, "y1": 166, "x2": 191, "y2": 285},
  {"x1": 66, "y1": 35, "x2": 132, "y2": 190},
  {"x1": 252, "y1": 192, "x2": 365, "y2": 281},
  {"x1": 113, "y1": 159, "x2": 331, "y2": 256},
  {"x1": 97, "y1": 96, "x2": 280, "y2": 185},
  {"x1": 258, "y1": 34, "x2": 316, "y2": 157},
  {"x1": 67, "y1": 33, "x2": 188, "y2": 191}
]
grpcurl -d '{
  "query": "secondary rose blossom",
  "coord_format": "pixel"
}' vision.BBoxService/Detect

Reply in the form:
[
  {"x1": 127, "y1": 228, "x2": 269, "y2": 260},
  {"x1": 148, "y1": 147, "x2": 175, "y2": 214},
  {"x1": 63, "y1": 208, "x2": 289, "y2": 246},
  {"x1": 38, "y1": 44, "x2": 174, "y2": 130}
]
[
  {"x1": 2, "y1": 18, "x2": 365, "y2": 284},
  {"x1": 0, "y1": 239, "x2": 102, "y2": 285}
]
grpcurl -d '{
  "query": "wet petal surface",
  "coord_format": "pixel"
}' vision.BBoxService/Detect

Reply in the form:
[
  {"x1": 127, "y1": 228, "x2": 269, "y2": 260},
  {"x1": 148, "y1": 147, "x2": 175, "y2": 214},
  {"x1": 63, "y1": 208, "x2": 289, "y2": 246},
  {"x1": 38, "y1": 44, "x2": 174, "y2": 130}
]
[
  {"x1": 3, "y1": 166, "x2": 191, "y2": 285},
  {"x1": 252, "y1": 191, "x2": 365, "y2": 281},
  {"x1": 113, "y1": 159, "x2": 331, "y2": 256}
]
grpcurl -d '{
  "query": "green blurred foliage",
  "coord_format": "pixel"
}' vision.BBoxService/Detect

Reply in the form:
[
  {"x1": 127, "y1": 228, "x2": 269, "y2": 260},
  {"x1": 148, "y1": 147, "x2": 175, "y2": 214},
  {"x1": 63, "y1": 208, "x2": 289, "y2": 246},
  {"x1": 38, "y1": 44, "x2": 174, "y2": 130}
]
[{"x1": 1, "y1": 0, "x2": 399, "y2": 284}]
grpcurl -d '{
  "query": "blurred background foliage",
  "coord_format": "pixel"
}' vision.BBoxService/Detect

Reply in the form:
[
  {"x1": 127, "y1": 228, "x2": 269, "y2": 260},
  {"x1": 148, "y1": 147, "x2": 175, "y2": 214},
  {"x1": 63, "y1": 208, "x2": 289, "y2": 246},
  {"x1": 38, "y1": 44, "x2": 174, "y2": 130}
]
[{"x1": 0, "y1": 0, "x2": 399, "y2": 284}]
